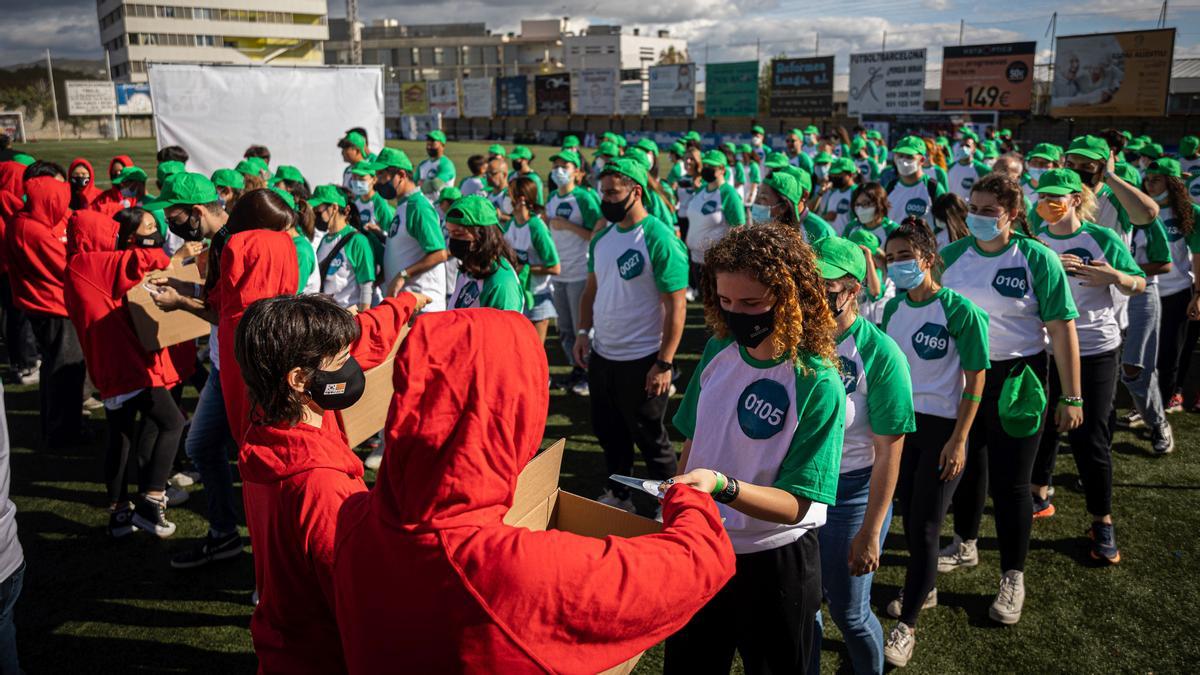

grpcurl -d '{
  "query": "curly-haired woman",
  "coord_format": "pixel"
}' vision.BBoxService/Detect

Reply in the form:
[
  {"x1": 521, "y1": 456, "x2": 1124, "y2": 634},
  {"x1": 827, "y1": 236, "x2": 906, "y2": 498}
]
[{"x1": 664, "y1": 222, "x2": 846, "y2": 674}]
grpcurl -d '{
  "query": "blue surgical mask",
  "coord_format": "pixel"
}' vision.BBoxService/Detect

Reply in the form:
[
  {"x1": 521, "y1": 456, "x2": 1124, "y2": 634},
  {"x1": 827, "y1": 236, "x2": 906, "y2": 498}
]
[
  {"x1": 349, "y1": 180, "x2": 371, "y2": 197},
  {"x1": 966, "y1": 213, "x2": 1003, "y2": 241},
  {"x1": 750, "y1": 203, "x2": 773, "y2": 225},
  {"x1": 887, "y1": 259, "x2": 926, "y2": 290},
  {"x1": 1151, "y1": 190, "x2": 1168, "y2": 204},
  {"x1": 551, "y1": 166, "x2": 573, "y2": 187}
]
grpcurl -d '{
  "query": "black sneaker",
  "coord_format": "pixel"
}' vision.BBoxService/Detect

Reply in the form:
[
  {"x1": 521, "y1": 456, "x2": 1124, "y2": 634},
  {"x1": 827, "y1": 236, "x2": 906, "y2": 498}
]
[
  {"x1": 171, "y1": 531, "x2": 243, "y2": 569},
  {"x1": 107, "y1": 503, "x2": 137, "y2": 538},
  {"x1": 132, "y1": 495, "x2": 176, "y2": 538}
]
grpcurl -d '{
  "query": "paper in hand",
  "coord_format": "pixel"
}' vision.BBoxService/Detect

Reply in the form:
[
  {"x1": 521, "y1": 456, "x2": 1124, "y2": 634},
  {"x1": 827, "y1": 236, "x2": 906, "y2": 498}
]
[{"x1": 609, "y1": 474, "x2": 668, "y2": 500}]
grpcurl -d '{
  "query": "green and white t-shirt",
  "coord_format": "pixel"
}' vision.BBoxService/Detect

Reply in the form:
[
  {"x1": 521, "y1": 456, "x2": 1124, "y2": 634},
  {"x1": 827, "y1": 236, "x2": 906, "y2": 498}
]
[
  {"x1": 1180, "y1": 156, "x2": 1200, "y2": 177},
  {"x1": 458, "y1": 175, "x2": 486, "y2": 197},
  {"x1": 947, "y1": 160, "x2": 990, "y2": 200},
  {"x1": 860, "y1": 270, "x2": 896, "y2": 326},
  {"x1": 504, "y1": 215, "x2": 559, "y2": 297},
  {"x1": 674, "y1": 176, "x2": 697, "y2": 217},
  {"x1": 1130, "y1": 218, "x2": 1173, "y2": 286},
  {"x1": 353, "y1": 192, "x2": 395, "y2": 234},
  {"x1": 293, "y1": 234, "x2": 320, "y2": 294},
  {"x1": 450, "y1": 257, "x2": 525, "y2": 312},
  {"x1": 789, "y1": 152, "x2": 814, "y2": 174},
  {"x1": 385, "y1": 189, "x2": 448, "y2": 312},
  {"x1": 685, "y1": 183, "x2": 746, "y2": 263},
  {"x1": 674, "y1": 337, "x2": 844, "y2": 554},
  {"x1": 587, "y1": 216, "x2": 688, "y2": 361},
  {"x1": 842, "y1": 217, "x2": 899, "y2": 242},
  {"x1": 487, "y1": 187, "x2": 513, "y2": 217},
  {"x1": 1156, "y1": 203, "x2": 1200, "y2": 296},
  {"x1": 1188, "y1": 173, "x2": 1200, "y2": 206},
  {"x1": 546, "y1": 187, "x2": 602, "y2": 283},
  {"x1": 887, "y1": 175, "x2": 944, "y2": 223},
  {"x1": 940, "y1": 235, "x2": 1078, "y2": 360},
  {"x1": 1034, "y1": 184, "x2": 1133, "y2": 243},
  {"x1": 1035, "y1": 221, "x2": 1145, "y2": 356},
  {"x1": 744, "y1": 162, "x2": 762, "y2": 204},
  {"x1": 799, "y1": 210, "x2": 836, "y2": 245},
  {"x1": 835, "y1": 316, "x2": 917, "y2": 473},
  {"x1": 819, "y1": 186, "x2": 855, "y2": 233},
  {"x1": 855, "y1": 157, "x2": 882, "y2": 182},
  {"x1": 316, "y1": 227, "x2": 375, "y2": 309},
  {"x1": 416, "y1": 155, "x2": 456, "y2": 188},
  {"x1": 881, "y1": 288, "x2": 990, "y2": 419},
  {"x1": 665, "y1": 161, "x2": 684, "y2": 187}
]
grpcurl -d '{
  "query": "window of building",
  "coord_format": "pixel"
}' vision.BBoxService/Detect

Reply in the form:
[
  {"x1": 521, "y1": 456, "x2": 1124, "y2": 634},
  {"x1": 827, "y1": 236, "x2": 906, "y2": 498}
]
[
  {"x1": 132, "y1": 61, "x2": 146, "y2": 74},
  {"x1": 411, "y1": 47, "x2": 420, "y2": 65},
  {"x1": 194, "y1": 8, "x2": 214, "y2": 20},
  {"x1": 433, "y1": 47, "x2": 445, "y2": 65},
  {"x1": 585, "y1": 45, "x2": 601, "y2": 54}
]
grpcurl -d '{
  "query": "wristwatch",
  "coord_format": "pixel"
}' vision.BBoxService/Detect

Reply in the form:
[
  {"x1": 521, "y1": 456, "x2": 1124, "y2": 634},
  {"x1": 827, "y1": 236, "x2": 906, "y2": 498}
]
[
  {"x1": 656, "y1": 359, "x2": 674, "y2": 371},
  {"x1": 577, "y1": 329, "x2": 590, "y2": 337},
  {"x1": 714, "y1": 477, "x2": 740, "y2": 504}
]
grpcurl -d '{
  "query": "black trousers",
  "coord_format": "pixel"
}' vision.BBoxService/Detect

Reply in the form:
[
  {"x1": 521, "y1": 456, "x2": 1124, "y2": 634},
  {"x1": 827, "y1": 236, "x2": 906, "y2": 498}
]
[
  {"x1": 27, "y1": 314, "x2": 85, "y2": 446},
  {"x1": 0, "y1": 278, "x2": 37, "y2": 371},
  {"x1": 105, "y1": 387, "x2": 186, "y2": 503},
  {"x1": 1178, "y1": 319, "x2": 1200, "y2": 401},
  {"x1": 951, "y1": 352, "x2": 1048, "y2": 572},
  {"x1": 895, "y1": 413, "x2": 961, "y2": 626},
  {"x1": 1032, "y1": 350, "x2": 1118, "y2": 517},
  {"x1": 587, "y1": 351, "x2": 677, "y2": 498},
  {"x1": 664, "y1": 532, "x2": 821, "y2": 675},
  {"x1": 1157, "y1": 289, "x2": 1192, "y2": 399}
]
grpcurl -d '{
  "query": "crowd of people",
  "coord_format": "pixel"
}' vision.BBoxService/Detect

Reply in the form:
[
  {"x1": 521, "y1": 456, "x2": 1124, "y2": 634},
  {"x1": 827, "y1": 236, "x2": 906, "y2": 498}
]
[{"x1": 0, "y1": 120, "x2": 1196, "y2": 673}]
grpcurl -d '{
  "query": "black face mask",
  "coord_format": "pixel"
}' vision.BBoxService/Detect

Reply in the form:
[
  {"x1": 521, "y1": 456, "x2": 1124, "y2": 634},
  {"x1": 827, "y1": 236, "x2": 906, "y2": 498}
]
[
  {"x1": 701, "y1": 167, "x2": 718, "y2": 183},
  {"x1": 1070, "y1": 166, "x2": 1101, "y2": 188},
  {"x1": 448, "y1": 236, "x2": 473, "y2": 260},
  {"x1": 376, "y1": 179, "x2": 398, "y2": 201},
  {"x1": 314, "y1": 209, "x2": 332, "y2": 232},
  {"x1": 426, "y1": 147, "x2": 439, "y2": 158},
  {"x1": 832, "y1": 176, "x2": 852, "y2": 190},
  {"x1": 600, "y1": 191, "x2": 635, "y2": 223},
  {"x1": 827, "y1": 290, "x2": 848, "y2": 318},
  {"x1": 131, "y1": 231, "x2": 166, "y2": 249},
  {"x1": 69, "y1": 176, "x2": 90, "y2": 191},
  {"x1": 306, "y1": 356, "x2": 366, "y2": 411},
  {"x1": 722, "y1": 307, "x2": 775, "y2": 348},
  {"x1": 168, "y1": 211, "x2": 204, "y2": 242}
]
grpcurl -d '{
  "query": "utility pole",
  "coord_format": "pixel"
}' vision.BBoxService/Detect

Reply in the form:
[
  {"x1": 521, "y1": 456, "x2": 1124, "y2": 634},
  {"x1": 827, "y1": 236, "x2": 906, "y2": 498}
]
[
  {"x1": 958, "y1": 20, "x2": 965, "y2": 46},
  {"x1": 756, "y1": 38, "x2": 761, "y2": 64},
  {"x1": 45, "y1": 49, "x2": 62, "y2": 141},
  {"x1": 104, "y1": 49, "x2": 119, "y2": 140},
  {"x1": 1158, "y1": 0, "x2": 1169, "y2": 27},
  {"x1": 814, "y1": 33, "x2": 820, "y2": 56},
  {"x1": 1044, "y1": 12, "x2": 1058, "y2": 115},
  {"x1": 347, "y1": 0, "x2": 362, "y2": 65},
  {"x1": 882, "y1": 30, "x2": 887, "y2": 51}
]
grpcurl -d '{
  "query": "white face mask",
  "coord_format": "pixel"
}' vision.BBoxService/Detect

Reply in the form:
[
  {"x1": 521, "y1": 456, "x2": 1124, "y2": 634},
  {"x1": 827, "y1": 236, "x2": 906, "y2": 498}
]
[
  {"x1": 854, "y1": 206, "x2": 876, "y2": 224},
  {"x1": 349, "y1": 180, "x2": 372, "y2": 197},
  {"x1": 954, "y1": 144, "x2": 974, "y2": 162},
  {"x1": 551, "y1": 166, "x2": 573, "y2": 188},
  {"x1": 750, "y1": 203, "x2": 773, "y2": 225},
  {"x1": 751, "y1": 136, "x2": 763, "y2": 147},
  {"x1": 815, "y1": 164, "x2": 830, "y2": 179},
  {"x1": 895, "y1": 157, "x2": 920, "y2": 176}
]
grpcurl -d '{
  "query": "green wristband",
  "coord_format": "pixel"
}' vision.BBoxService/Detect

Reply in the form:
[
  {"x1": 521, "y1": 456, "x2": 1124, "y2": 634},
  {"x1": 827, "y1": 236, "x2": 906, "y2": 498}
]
[
  {"x1": 710, "y1": 471, "x2": 727, "y2": 496},
  {"x1": 1059, "y1": 396, "x2": 1083, "y2": 408},
  {"x1": 961, "y1": 392, "x2": 982, "y2": 403}
]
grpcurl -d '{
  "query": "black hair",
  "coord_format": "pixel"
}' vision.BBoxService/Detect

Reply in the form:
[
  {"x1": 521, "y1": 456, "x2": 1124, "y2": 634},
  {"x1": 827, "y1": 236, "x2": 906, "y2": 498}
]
[
  {"x1": 346, "y1": 127, "x2": 368, "y2": 146},
  {"x1": 510, "y1": 176, "x2": 545, "y2": 216},
  {"x1": 931, "y1": 192, "x2": 969, "y2": 243},
  {"x1": 113, "y1": 207, "x2": 148, "y2": 249},
  {"x1": 157, "y1": 145, "x2": 189, "y2": 164},
  {"x1": 24, "y1": 160, "x2": 66, "y2": 181},
  {"x1": 888, "y1": 217, "x2": 943, "y2": 274},
  {"x1": 244, "y1": 145, "x2": 271, "y2": 163},
  {"x1": 1097, "y1": 128, "x2": 1127, "y2": 155},
  {"x1": 457, "y1": 225, "x2": 519, "y2": 279},
  {"x1": 235, "y1": 294, "x2": 360, "y2": 426},
  {"x1": 0, "y1": 135, "x2": 10, "y2": 150},
  {"x1": 467, "y1": 154, "x2": 486, "y2": 175},
  {"x1": 276, "y1": 181, "x2": 314, "y2": 240}
]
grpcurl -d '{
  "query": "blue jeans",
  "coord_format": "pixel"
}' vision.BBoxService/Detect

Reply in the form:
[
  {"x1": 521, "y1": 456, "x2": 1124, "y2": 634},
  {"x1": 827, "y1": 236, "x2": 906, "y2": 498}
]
[
  {"x1": 0, "y1": 561, "x2": 24, "y2": 675},
  {"x1": 550, "y1": 279, "x2": 587, "y2": 368},
  {"x1": 812, "y1": 466, "x2": 891, "y2": 675},
  {"x1": 1121, "y1": 285, "x2": 1167, "y2": 431},
  {"x1": 185, "y1": 368, "x2": 238, "y2": 535}
]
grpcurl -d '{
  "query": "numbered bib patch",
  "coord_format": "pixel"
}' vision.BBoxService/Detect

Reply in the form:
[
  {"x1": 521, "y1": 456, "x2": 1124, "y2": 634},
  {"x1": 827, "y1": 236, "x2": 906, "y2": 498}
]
[
  {"x1": 700, "y1": 200, "x2": 719, "y2": 216},
  {"x1": 515, "y1": 249, "x2": 530, "y2": 265},
  {"x1": 1063, "y1": 247, "x2": 1094, "y2": 276},
  {"x1": 617, "y1": 249, "x2": 644, "y2": 280},
  {"x1": 455, "y1": 281, "x2": 481, "y2": 308},
  {"x1": 1189, "y1": 183, "x2": 1200, "y2": 199},
  {"x1": 555, "y1": 202, "x2": 574, "y2": 219},
  {"x1": 737, "y1": 379, "x2": 790, "y2": 440},
  {"x1": 326, "y1": 256, "x2": 344, "y2": 276},
  {"x1": 839, "y1": 355, "x2": 859, "y2": 394},
  {"x1": 992, "y1": 266, "x2": 1029, "y2": 299},
  {"x1": 836, "y1": 199, "x2": 850, "y2": 214},
  {"x1": 961, "y1": 176, "x2": 976, "y2": 191},
  {"x1": 912, "y1": 322, "x2": 950, "y2": 360},
  {"x1": 904, "y1": 198, "x2": 928, "y2": 217},
  {"x1": 1166, "y1": 219, "x2": 1183, "y2": 243}
]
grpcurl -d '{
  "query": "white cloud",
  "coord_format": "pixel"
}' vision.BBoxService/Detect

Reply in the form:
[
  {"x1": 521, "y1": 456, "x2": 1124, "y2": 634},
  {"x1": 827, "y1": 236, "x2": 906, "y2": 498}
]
[{"x1": 922, "y1": 0, "x2": 953, "y2": 10}]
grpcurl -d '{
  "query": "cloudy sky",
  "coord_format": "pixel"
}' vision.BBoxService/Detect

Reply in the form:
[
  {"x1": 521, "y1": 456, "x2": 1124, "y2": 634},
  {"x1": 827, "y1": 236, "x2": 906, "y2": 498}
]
[{"x1": 3, "y1": 0, "x2": 1197, "y2": 73}]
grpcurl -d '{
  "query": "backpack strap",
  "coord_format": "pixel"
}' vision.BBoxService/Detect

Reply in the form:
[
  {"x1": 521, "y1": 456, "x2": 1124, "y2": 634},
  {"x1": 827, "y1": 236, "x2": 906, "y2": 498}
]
[{"x1": 317, "y1": 233, "x2": 355, "y2": 293}]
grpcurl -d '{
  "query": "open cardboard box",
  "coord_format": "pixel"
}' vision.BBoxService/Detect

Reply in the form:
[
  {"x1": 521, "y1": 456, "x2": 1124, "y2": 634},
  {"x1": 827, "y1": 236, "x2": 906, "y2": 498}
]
[
  {"x1": 338, "y1": 324, "x2": 410, "y2": 449},
  {"x1": 125, "y1": 260, "x2": 211, "y2": 351},
  {"x1": 504, "y1": 439, "x2": 662, "y2": 675}
]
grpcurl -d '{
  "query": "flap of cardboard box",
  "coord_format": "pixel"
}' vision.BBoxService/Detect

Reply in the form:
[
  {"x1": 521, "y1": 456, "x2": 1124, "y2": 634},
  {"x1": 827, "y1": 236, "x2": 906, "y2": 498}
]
[
  {"x1": 338, "y1": 324, "x2": 410, "y2": 449},
  {"x1": 125, "y1": 261, "x2": 212, "y2": 351}
]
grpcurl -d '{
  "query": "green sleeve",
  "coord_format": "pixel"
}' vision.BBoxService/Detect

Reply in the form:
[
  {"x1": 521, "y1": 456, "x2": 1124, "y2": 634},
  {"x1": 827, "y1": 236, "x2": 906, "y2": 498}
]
[
  {"x1": 293, "y1": 237, "x2": 315, "y2": 293},
  {"x1": 749, "y1": 162, "x2": 761, "y2": 183},
  {"x1": 1019, "y1": 237, "x2": 1079, "y2": 322},
  {"x1": 941, "y1": 291, "x2": 991, "y2": 371},
  {"x1": 406, "y1": 198, "x2": 447, "y2": 253},
  {"x1": 643, "y1": 218, "x2": 689, "y2": 293},
  {"x1": 720, "y1": 183, "x2": 746, "y2": 226},
  {"x1": 666, "y1": 163, "x2": 682, "y2": 186},
  {"x1": 1141, "y1": 219, "x2": 1172, "y2": 263},
  {"x1": 1102, "y1": 187, "x2": 1133, "y2": 232},
  {"x1": 344, "y1": 232, "x2": 376, "y2": 284},
  {"x1": 480, "y1": 261, "x2": 525, "y2": 311},
  {"x1": 869, "y1": 159, "x2": 882, "y2": 181},
  {"x1": 586, "y1": 224, "x2": 613, "y2": 274},
  {"x1": 528, "y1": 172, "x2": 545, "y2": 205},
  {"x1": 1091, "y1": 224, "x2": 1145, "y2": 277},
  {"x1": 528, "y1": 216, "x2": 559, "y2": 266},
  {"x1": 437, "y1": 156, "x2": 456, "y2": 183},
  {"x1": 973, "y1": 161, "x2": 991, "y2": 178},
  {"x1": 940, "y1": 237, "x2": 972, "y2": 267},
  {"x1": 373, "y1": 195, "x2": 395, "y2": 232},
  {"x1": 774, "y1": 363, "x2": 844, "y2": 505},
  {"x1": 931, "y1": 172, "x2": 947, "y2": 197},
  {"x1": 574, "y1": 189, "x2": 602, "y2": 232},
  {"x1": 1189, "y1": 206, "x2": 1200, "y2": 254},
  {"x1": 858, "y1": 323, "x2": 917, "y2": 435},
  {"x1": 672, "y1": 337, "x2": 729, "y2": 439},
  {"x1": 794, "y1": 153, "x2": 813, "y2": 173},
  {"x1": 879, "y1": 294, "x2": 904, "y2": 331}
]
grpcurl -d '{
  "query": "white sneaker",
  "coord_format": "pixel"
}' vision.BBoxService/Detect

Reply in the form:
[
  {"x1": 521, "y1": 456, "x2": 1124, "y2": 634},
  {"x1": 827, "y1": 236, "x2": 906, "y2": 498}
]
[
  {"x1": 18, "y1": 369, "x2": 39, "y2": 386},
  {"x1": 165, "y1": 485, "x2": 190, "y2": 507},
  {"x1": 570, "y1": 379, "x2": 590, "y2": 397},
  {"x1": 883, "y1": 622, "x2": 916, "y2": 668},
  {"x1": 83, "y1": 396, "x2": 104, "y2": 411},
  {"x1": 937, "y1": 538, "x2": 978, "y2": 573},
  {"x1": 596, "y1": 489, "x2": 636, "y2": 514},
  {"x1": 685, "y1": 288, "x2": 696, "y2": 302},
  {"x1": 363, "y1": 446, "x2": 384, "y2": 472},
  {"x1": 989, "y1": 570, "x2": 1026, "y2": 625},
  {"x1": 886, "y1": 587, "x2": 937, "y2": 619},
  {"x1": 170, "y1": 471, "x2": 198, "y2": 488}
]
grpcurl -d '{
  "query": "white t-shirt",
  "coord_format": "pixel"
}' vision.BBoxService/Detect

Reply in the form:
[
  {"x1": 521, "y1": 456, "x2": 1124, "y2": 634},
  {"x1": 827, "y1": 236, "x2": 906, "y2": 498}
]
[
  {"x1": 459, "y1": 175, "x2": 486, "y2": 197},
  {"x1": 684, "y1": 183, "x2": 745, "y2": 264},
  {"x1": 1157, "y1": 204, "x2": 1200, "y2": 296},
  {"x1": 835, "y1": 316, "x2": 916, "y2": 474},
  {"x1": 503, "y1": 215, "x2": 559, "y2": 297},
  {"x1": 947, "y1": 160, "x2": 986, "y2": 200},
  {"x1": 545, "y1": 188, "x2": 601, "y2": 283},
  {"x1": 384, "y1": 190, "x2": 447, "y2": 312},
  {"x1": 316, "y1": 227, "x2": 375, "y2": 309},
  {"x1": 887, "y1": 177, "x2": 936, "y2": 223},
  {"x1": 819, "y1": 187, "x2": 854, "y2": 233}
]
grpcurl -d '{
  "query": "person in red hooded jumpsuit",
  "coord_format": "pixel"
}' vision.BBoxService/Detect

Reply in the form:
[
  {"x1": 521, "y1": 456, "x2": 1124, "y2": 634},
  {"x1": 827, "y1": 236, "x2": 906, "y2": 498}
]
[{"x1": 0, "y1": 159, "x2": 38, "y2": 379}]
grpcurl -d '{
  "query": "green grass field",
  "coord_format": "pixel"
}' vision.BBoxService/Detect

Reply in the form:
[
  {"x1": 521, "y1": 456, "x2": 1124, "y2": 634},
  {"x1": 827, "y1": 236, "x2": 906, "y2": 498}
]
[{"x1": 7, "y1": 139, "x2": 1200, "y2": 673}]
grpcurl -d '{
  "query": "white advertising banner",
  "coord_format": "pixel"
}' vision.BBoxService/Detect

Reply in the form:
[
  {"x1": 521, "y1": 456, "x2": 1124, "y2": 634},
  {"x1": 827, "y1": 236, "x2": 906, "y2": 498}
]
[
  {"x1": 148, "y1": 64, "x2": 384, "y2": 187},
  {"x1": 66, "y1": 80, "x2": 117, "y2": 116},
  {"x1": 428, "y1": 80, "x2": 460, "y2": 119},
  {"x1": 848, "y1": 49, "x2": 927, "y2": 116},
  {"x1": 618, "y1": 82, "x2": 644, "y2": 116},
  {"x1": 574, "y1": 69, "x2": 617, "y2": 115},
  {"x1": 648, "y1": 64, "x2": 696, "y2": 117},
  {"x1": 461, "y1": 78, "x2": 494, "y2": 118}
]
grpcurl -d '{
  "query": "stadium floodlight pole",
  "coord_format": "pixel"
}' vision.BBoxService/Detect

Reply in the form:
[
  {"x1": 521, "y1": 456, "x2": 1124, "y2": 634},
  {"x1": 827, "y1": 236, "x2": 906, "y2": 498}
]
[
  {"x1": 347, "y1": 0, "x2": 362, "y2": 65},
  {"x1": 882, "y1": 30, "x2": 887, "y2": 51},
  {"x1": 815, "y1": 33, "x2": 820, "y2": 56},
  {"x1": 45, "y1": 49, "x2": 62, "y2": 142},
  {"x1": 104, "y1": 49, "x2": 119, "y2": 141},
  {"x1": 958, "y1": 20, "x2": 965, "y2": 46}
]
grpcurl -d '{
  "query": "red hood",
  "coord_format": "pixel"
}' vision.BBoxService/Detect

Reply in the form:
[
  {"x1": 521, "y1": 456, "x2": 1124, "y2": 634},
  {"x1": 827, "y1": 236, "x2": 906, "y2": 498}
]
[
  {"x1": 240, "y1": 414, "x2": 365, "y2": 484},
  {"x1": 108, "y1": 155, "x2": 133, "y2": 179},
  {"x1": 21, "y1": 177, "x2": 71, "y2": 228},
  {"x1": 67, "y1": 209, "x2": 118, "y2": 258},
  {"x1": 220, "y1": 229, "x2": 300, "y2": 317},
  {"x1": 0, "y1": 161, "x2": 24, "y2": 200},
  {"x1": 69, "y1": 157, "x2": 102, "y2": 202},
  {"x1": 374, "y1": 308, "x2": 549, "y2": 532}
]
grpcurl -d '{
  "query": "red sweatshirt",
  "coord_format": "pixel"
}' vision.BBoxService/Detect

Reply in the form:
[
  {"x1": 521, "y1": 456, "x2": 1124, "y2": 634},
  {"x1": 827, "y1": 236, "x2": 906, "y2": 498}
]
[
  {"x1": 0, "y1": 161, "x2": 26, "y2": 275},
  {"x1": 332, "y1": 309, "x2": 736, "y2": 675},
  {"x1": 68, "y1": 157, "x2": 102, "y2": 209},
  {"x1": 238, "y1": 294, "x2": 417, "y2": 674},
  {"x1": 64, "y1": 210, "x2": 182, "y2": 399},
  {"x1": 8, "y1": 177, "x2": 71, "y2": 317},
  {"x1": 108, "y1": 154, "x2": 133, "y2": 180}
]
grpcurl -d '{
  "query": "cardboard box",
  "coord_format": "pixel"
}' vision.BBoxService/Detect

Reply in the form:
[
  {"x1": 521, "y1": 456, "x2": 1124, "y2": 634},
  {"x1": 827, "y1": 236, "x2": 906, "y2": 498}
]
[
  {"x1": 339, "y1": 325, "x2": 410, "y2": 449},
  {"x1": 504, "y1": 439, "x2": 662, "y2": 675},
  {"x1": 125, "y1": 261, "x2": 211, "y2": 351}
]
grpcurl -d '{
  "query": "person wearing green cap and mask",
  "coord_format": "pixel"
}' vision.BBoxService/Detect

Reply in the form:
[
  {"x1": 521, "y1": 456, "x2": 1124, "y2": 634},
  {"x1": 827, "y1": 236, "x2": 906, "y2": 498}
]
[
  {"x1": 444, "y1": 195, "x2": 525, "y2": 312},
  {"x1": 374, "y1": 148, "x2": 449, "y2": 310},
  {"x1": 234, "y1": 159, "x2": 266, "y2": 192},
  {"x1": 1025, "y1": 168, "x2": 1144, "y2": 567},
  {"x1": 886, "y1": 136, "x2": 946, "y2": 225},
  {"x1": 266, "y1": 186, "x2": 320, "y2": 295},
  {"x1": 1177, "y1": 135, "x2": 1200, "y2": 176},
  {"x1": 346, "y1": 160, "x2": 394, "y2": 250},
  {"x1": 505, "y1": 176, "x2": 561, "y2": 342},
  {"x1": 417, "y1": 130, "x2": 456, "y2": 190},
  {"x1": 686, "y1": 151, "x2": 746, "y2": 296},
  {"x1": 878, "y1": 220, "x2": 989, "y2": 668},
  {"x1": 867, "y1": 130, "x2": 888, "y2": 165},
  {"x1": 1054, "y1": 135, "x2": 1161, "y2": 244},
  {"x1": 308, "y1": 184, "x2": 376, "y2": 311},
  {"x1": 947, "y1": 130, "x2": 991, "y2": 201},
  {"x1": 1022, "y1": 143, "x2": 1064, "y2": 203},
  {"x1": 507, "y1": 146, "x2": 544, "y2": 206},
  {"x1": 338, "y1": 129, "x2": 370, "y2": 190},
  {"x1": 664, "y1": 141, "x2": 687, "y2": 192},
  {"x1": 937, "y1": 172, "x2": 1082, "y2": 626},
  {"x1": 810, "y1": 235, "x2": 914, "y2": 675},
  {"x1": 752, "y1": 171, "x2": 834, "y2": 245},
  {"x1": 93, "y1": 166, "x2": 148, "y2": 214},
  {"x1": 783, "y1": 129, "x2": 816, "y2": 174},
  {"x1": 739, "y1": 144, "x2": 761, "y2": 210},
  {"x1": 850, "y1": 137, "x2": 883, "y2": 183},
  {"x1": 817, "y1": 157, "x2": 858, "y2": 233},
  {"x1": 211, "y1": 168, "x2": 245, "y2": 210}
]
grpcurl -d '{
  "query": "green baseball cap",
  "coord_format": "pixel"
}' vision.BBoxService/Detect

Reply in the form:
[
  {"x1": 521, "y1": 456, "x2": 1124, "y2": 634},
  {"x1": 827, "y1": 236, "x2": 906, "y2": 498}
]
[
  {"x1": 269, "y1": 186, "x2": 296, "y2": 210},
  {"x1": 272, "y1": 164, "x2": 305, "y2": 184},
  {"x1": 1180, "y1": 135, "x2": 1200, "y2": 157},
  {"x1": 1121, "y1": 130, "x2": 1133, "y2": 141},
  {"x1": 999, "y1": 129, "x2": 1013, "y2": 139},
  {"x1": 340, "y1": 131, "x2": 366, "y2": 152},
  {"x1": 999, "y1": 363, "x2": 1046, "y2": 438},
  {"x1": 764, "y1": 172, "x2": 810, "y2": 212},
  {"x1": 372, "y1": 147, "x2": 412, "y2": 172},
  {"x1": 235, "y1": 159, "x2": 260, "y2": 177},
  {"x1": 721, "y1": 141, "x2": 737, "y2": 154},
  {"x1": 599, "y1": 157, "x2": 648, "y2": 192},
  {"x1": 210, "y1": 168, "x2": 245, "y2": 190},
  {"x1": 1124, "y1": 138, "x2": 1146, "y2": 154},
  {"x1": 112, "y1": 166, "x2": 148, "y2": 185},
  {"x1": 438, "y1": 186, "x2": 462, "y2": 202},
  {"x1": 348, "y1": 161, "x2": 377, "y2": 177},
  {"x1": 683, "y1": 131, "x2": 702, "y2": 143},
  {"x1": 1034, "y1": 168, "x2": 1082, "y2": 196},
  {"x1": 488, "y1": 144, "x2": 507, "y2": 157},
  {"x1": 803, "y1": 125, "x2": 820, "y2": 135},
  {"x1": 1066, "y1": 135, "x2": 1110, "y2": 162},
  {"x1": 701, "y1": 150, "x2": 728, "y2": 168},
  {"x1": 626, "y1": 148, "x2": 652, "y2": 171},
  {"x1": 893, "y1": 136, "x2": 927, "y2": 157},
  {"x1": 847, "y1": 228, "x2": 881, "y2": 254},
  {"x1": 509, "y1": 146, "x2": 533, "y2": 161},
  {"x1": 979, "y1": 143, "x2": 1000, "y2": 159},
  {"x1": 561, "y1": 135, "x2": 580, "y2": 149},
  {"x1": 427, "y1": 130, "x2": 447, "y2": 144},
  {"x1": 445, "y1": 194, "x2": 499, "y2": 227},
  {"x1": 829, "y1": 157, "x2": 858, "y2": 175},
  {"x1": 1136, "y1": 134, "x2": 1153, "y2": 145},
  {"x1": 1027, "y1": 143, "x2": 1063, "y2": 163},
  {"x1": 669, "y1": 141, "x2": 686, "y2": 156},
  {"x1": 11, "y1": 153, "x2": 34, "y2": 166},
  {"x1": 752, "y1": 125, "x2": 765, "y2": 135},
  {"x1": 866, "y1": 130, "x2": 882, "y2": 140},
  {"x1": 614, "y1": 135, "x2": 627, "y2": 148},
  {"x1": 596, "y1": 141, "x2": 619, "y2": 158},
  {"x1": 738, "y1": 143, "x2": 753, "y2": 154},
  {"x1": 1146, "y1": 158, "x2": 1182, "y2": 178},
  {"x1": 813, "y1": 236, "x2": 866, "y2": 283},
  {"x1": 635, "y1": 138, "x2": 659, "y2": 155},
  {"x1": 247, "y1": 157, "x2": 270, "y2": 176},
  {"x1": 959, "y1": 128, "x2": 980, "y2": 143},
  {"x1": 779, "y1": 165, "x2": 810, "y2": 185},
  {"x1": 550, "y1": 150, "x2": 581, "y2": 167},
  {"x1": 764, "y1": 152, "x2": 790, "y2": 170},
  {"x1": 1141, "y1": 142, "x2": 1164, "y2": 159},
  {"x1": 850, "y1": 137, "x2": 868, "y2": 155},
  {"x1": 602, "y1": 131, "x2": 619, "y2": 142},
  {"x1": 142, "y1": 172, "x2": 218, "y2": 211},
  {"x1": 308, "y1": 184, "x2": 347, "y2": 208},
  {"x1": 1115, "y1": 161, "x2": 1141, "y2": 185},
  {"x1": 157, "y1": 160, "x2": 185, "y2": 185},
  {"x1": 813, "y1": 151, "x2": 835, "y2": 165}
]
